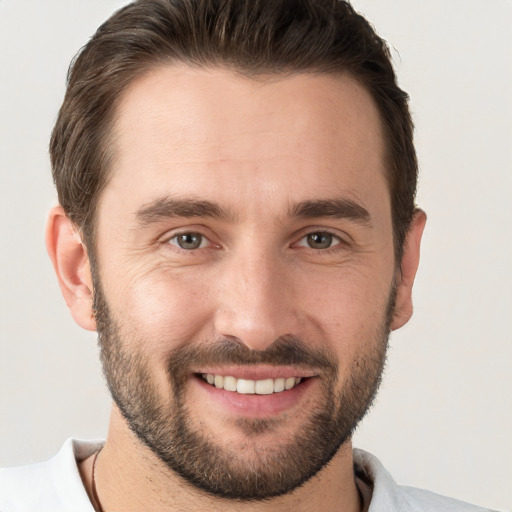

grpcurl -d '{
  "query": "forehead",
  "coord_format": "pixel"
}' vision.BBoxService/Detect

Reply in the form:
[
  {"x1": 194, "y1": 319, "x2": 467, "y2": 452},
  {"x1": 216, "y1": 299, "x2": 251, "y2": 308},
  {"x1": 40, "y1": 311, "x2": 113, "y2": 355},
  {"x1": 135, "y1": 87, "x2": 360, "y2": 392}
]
[{"x1": 103, "y1": 65, "x2": 387, "y2": 219}]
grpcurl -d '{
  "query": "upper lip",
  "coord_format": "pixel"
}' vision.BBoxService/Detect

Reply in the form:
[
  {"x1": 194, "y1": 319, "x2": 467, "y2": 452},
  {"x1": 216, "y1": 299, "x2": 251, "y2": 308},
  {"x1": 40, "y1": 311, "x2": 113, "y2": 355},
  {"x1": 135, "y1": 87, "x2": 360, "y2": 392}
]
[{"x1": 194, "y1": 365, "x2": 318, "y2": 381}]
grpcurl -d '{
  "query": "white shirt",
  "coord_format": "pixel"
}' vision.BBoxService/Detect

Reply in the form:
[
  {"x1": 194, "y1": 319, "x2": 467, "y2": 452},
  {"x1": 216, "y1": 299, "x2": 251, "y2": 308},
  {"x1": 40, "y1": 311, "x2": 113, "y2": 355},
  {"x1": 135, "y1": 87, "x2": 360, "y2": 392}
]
[{"x1": 0, "y1": 439, "x2": 498, "y2": 511}]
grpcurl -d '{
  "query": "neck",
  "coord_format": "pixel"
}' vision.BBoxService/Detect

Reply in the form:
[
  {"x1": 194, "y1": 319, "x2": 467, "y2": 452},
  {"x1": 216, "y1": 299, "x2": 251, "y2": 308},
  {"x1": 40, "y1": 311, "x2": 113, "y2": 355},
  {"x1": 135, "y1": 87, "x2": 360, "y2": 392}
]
[{"x1": 84, "y1": 406, "x2": 361, "y2": 512}]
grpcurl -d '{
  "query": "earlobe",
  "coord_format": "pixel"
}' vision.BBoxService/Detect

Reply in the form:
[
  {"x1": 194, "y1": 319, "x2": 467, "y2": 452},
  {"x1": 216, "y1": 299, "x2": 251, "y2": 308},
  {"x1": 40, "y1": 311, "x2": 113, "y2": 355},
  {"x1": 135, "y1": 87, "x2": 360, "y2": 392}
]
[
  {"x1": 46, "y1": 205, "x2": 97, "y2": 332},
  {"x1": 390, "y1": 209, "x2": 427, "y2": 331}
]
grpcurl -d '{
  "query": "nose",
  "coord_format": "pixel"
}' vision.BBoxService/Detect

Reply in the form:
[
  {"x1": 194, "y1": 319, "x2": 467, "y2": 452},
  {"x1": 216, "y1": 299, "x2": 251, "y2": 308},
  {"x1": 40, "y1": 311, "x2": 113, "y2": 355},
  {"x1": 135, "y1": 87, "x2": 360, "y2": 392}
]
[{"x1": 213, "y1": 249, "x2": 300, "y2": 352}]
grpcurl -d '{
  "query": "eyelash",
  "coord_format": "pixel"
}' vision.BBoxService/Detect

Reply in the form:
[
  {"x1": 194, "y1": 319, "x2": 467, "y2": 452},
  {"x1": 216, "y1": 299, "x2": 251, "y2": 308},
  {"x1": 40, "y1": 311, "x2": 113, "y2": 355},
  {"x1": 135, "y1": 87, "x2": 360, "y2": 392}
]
[
  {"x1": 164, "y1": 228, "x2": 348, "y2": 254},
  {"x1": 294, "y1": 231, "x2": 343, "y2": 251},
  {"x1": 167, "y1": 232, "x2": 213, "y2": 251}
]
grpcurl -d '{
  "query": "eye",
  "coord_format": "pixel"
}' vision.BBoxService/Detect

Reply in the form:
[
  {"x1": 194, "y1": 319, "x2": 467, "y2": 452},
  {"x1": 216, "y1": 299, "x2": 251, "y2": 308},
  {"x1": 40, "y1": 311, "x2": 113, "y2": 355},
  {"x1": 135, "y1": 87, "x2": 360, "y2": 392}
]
[
  {"x1": 169, "y1": 232, "x2": 209, "y2": 250},
  {"x1": 297, "y1": 231, "x2": 341, "y2": 250}
]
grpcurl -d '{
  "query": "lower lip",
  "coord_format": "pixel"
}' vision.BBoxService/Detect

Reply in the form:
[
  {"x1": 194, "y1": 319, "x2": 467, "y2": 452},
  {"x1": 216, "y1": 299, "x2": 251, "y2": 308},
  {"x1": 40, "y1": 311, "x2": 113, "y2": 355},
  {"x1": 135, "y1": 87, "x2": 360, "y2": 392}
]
[{"x1": 192, "y1": 375, "x2": 315, "y2": 418}]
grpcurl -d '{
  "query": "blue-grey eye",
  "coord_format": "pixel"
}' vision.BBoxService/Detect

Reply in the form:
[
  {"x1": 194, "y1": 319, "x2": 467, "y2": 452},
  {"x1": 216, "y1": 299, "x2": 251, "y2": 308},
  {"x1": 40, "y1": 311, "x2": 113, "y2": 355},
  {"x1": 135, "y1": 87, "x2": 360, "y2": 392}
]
[
  {"x1": 299, "y1": 232, "x2": 340, "y2": 249},
  {"x1": 170, "y1": 232, "x2": 206, "y2": 250}
]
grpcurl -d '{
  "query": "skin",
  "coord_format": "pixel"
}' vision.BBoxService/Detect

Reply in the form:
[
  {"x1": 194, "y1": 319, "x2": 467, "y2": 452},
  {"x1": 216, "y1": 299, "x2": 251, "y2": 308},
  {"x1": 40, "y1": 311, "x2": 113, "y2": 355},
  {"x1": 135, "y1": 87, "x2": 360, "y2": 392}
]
[{"x1": 47, "y1": 65, "x2": 425, "y2": 511}]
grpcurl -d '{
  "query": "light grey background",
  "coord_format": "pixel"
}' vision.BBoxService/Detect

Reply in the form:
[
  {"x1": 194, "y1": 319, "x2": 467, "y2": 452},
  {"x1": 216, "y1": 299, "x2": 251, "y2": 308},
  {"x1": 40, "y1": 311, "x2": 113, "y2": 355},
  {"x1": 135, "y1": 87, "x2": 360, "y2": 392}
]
[{"x1": 0, "y1": 1, "x2": 510, "y2": 511}]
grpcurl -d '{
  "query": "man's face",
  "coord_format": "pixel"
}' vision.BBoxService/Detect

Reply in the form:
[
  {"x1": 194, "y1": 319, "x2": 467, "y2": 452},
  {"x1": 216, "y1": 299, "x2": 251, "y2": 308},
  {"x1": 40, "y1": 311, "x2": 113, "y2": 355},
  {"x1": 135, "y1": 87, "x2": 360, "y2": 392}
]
[{"x1": 92, "y1": 66, "x2": 397, "y2": 499}]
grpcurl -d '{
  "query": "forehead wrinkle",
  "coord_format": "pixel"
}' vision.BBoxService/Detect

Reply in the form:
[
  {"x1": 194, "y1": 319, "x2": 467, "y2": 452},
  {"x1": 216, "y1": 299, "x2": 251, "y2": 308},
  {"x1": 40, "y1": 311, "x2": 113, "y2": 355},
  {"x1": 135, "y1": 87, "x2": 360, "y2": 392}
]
[{"x1": 135, "y1": 195, "x2": 239, "y2": 225}]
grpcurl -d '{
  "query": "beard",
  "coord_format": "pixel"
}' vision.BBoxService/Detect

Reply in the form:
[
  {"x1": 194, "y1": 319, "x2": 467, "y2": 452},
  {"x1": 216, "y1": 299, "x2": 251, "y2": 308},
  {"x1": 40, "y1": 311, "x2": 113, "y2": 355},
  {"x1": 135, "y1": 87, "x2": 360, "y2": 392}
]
[{"x1": 93, "y1": 274, "x2": 393, "y2": 501}]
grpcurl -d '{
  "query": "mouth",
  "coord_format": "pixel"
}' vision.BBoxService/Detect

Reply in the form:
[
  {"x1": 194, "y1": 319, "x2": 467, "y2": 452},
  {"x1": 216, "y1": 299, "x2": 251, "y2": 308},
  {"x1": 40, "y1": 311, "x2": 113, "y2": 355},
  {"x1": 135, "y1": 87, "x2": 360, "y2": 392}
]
[
  {"x1": 191, "y1": 368, "x2": 317, "y2": 417},
  {"x1": 199, "y1": 373, "x2": 305, "y2": 395}
]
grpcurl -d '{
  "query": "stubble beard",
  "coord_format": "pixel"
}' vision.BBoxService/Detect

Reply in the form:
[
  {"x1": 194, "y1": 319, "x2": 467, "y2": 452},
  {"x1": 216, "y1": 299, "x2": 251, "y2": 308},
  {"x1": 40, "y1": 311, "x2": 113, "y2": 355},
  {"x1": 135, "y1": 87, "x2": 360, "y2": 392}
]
[{"x1": 93, "y1": 275, "x2": 393, "y2": 501}]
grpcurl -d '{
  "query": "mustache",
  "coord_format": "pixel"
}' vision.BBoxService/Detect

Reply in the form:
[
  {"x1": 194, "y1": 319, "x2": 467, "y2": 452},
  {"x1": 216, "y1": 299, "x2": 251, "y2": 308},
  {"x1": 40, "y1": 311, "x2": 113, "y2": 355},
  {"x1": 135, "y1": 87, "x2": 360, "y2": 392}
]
[{"x1": 167, "y1": 335, "x2": 338, "y2": 377}]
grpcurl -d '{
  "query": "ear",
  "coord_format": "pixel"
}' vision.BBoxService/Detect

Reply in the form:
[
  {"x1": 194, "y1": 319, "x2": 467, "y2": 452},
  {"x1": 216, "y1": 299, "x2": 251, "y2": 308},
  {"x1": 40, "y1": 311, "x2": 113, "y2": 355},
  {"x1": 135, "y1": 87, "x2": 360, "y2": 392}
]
[
  {"x1": 390, "y1": 209, "x2": 427, "y2": 331},
  {"x1": 46, "y1": 205, "x2": 96, "y2": 331}
]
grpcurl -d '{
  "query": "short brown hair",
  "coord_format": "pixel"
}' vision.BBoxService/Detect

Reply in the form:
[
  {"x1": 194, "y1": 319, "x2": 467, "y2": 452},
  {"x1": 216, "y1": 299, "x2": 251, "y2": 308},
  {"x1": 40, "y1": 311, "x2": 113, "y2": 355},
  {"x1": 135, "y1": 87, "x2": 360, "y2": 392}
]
[{"x1": 50, "y1": 0, "x2": 418, "y2": 261}]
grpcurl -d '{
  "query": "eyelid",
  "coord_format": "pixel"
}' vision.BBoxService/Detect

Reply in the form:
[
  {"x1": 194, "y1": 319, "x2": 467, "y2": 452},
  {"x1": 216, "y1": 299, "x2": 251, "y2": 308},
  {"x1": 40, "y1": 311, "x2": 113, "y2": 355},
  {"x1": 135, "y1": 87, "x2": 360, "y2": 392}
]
[
  {"x1": 168, "y1": 232, "x2": 210, "y2": 249},
  {"x1": 295, "y1": 232, "x2": 341, "y2": 249},
  {"x1": 291, "y1": 226, "x2": 352, "y2": 246},
  {"x1": 160, "y1": 226, "x2": 219, "y2": 249}
]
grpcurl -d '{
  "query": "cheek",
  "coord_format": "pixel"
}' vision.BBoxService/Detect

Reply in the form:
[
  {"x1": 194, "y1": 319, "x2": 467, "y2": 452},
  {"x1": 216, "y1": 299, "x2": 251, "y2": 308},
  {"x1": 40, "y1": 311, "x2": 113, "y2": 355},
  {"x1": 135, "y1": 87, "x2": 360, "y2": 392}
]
[
  {"x1": 296, "y1": 264, "x2": 393, "y2": 356},
  {"x1": 303, "y1": 263, "x2": 393, "y2": 317},
  {"x1": 105, "y1": 266, "x2": 215, "y2": 354}
]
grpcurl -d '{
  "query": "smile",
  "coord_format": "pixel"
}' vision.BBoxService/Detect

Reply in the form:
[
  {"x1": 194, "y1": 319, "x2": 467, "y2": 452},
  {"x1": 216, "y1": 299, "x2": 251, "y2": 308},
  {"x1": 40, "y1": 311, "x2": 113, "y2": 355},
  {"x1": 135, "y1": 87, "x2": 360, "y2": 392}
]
[{"x1": 201, "y1": 374, "x2": 303, "y2": 395}]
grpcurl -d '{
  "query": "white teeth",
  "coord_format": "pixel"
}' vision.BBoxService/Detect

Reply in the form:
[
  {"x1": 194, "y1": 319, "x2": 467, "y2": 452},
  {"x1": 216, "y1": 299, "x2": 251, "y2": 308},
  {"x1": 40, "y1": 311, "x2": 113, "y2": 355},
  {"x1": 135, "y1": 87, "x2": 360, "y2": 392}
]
[
  {"x1": 214, "y1": 375, "x2": 224, "y2": 389},
  {"x1": 203, "y1": 374, "x2": 303, "y2": 394},
  {"x1": 237, "y1": 378, "x2": 255, "y2": 394},
  {"x1": 223, "y1": 376, "x2": 237, "y2": 392},
  {"x1": 273, "y1": 378, "x2": 285, "y2": 393},
  {"x1": 285, "y1": 377, "x2": 296, "y2": 390},
  {"x1": 255, "y1": 379, "x2": 274, "y2": 395}
]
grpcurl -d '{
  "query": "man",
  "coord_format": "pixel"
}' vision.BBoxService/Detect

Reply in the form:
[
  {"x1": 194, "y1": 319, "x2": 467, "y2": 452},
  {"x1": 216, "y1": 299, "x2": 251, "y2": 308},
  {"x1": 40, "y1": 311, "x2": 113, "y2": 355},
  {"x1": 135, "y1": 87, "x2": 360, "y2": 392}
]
[{"x1": 0, "y1": 1, "x2": 498, "y2": 511}]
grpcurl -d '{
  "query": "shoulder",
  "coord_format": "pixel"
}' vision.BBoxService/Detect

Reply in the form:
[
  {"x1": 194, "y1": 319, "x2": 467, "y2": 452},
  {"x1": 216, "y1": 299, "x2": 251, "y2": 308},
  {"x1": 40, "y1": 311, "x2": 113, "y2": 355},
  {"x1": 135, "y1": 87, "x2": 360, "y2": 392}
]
[
  {"x1": 0, "y1": 438, "x2": 103, "y2": 512},
  {"x1": 398, "y1": 486, "x2": 497, "y2": 512},
  {"x1": 353, "y1": 448, "x2": 498, "y2": 512}
]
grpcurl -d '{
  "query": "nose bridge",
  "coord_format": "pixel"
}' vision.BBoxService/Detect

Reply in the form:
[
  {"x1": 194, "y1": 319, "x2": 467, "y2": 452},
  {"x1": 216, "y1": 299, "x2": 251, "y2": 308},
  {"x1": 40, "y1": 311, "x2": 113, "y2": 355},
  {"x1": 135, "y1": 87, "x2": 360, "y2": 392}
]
[{"x1": 214, "y1": 243, "x2": 296, "y2": 351}]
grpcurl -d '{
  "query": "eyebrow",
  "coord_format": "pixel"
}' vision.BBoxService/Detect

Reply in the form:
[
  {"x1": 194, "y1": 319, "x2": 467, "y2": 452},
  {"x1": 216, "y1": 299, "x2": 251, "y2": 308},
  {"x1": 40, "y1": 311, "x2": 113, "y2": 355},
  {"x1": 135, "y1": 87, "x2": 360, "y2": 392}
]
[
  {"x1": 136, "y1": 197, "x2": 237, "y2": 225},
  {"x1": 289, "y1": 199, "x2": 372, "y2": 226},
  {"x1": 135, "y1": 196, "x2": 371, "y2": 226}
]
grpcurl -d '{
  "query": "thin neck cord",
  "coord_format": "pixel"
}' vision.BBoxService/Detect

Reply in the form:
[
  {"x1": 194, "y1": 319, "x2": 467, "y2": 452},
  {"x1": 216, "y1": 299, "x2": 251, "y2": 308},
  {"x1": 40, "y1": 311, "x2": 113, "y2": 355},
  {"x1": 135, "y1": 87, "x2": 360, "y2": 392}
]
[{"x1": 91, "y1": 449, "x2": 105, "y2": 512}]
